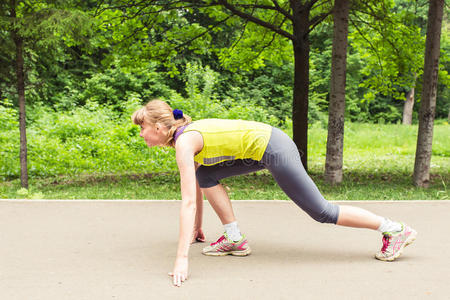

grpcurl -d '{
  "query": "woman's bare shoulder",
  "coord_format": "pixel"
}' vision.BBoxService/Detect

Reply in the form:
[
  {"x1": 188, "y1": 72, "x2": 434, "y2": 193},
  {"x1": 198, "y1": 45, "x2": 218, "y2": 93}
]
[{"x1": 175, "y1": 130, "x2": 204, "y2": 154}]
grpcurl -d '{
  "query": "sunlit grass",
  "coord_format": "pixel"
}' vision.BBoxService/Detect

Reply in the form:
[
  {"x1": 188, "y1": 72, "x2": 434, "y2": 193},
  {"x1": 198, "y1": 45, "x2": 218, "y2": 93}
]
[{"x1": 306, "y1": 122, "x2": 449, "y2": 176}]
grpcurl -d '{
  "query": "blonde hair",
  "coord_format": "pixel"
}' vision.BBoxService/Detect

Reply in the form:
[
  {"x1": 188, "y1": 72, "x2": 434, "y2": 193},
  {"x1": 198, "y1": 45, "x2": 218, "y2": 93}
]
[{"x1": 131, "y1": 99, "x2": 192, "y2": 147}]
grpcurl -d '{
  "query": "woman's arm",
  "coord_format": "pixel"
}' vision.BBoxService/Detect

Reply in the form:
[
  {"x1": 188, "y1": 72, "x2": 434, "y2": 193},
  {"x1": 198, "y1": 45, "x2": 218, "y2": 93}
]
[
  {"x1": 169, "y1": 132, "x2": 202, "y2": 287},
  {"x1": 191, "y1": 176, "x2": 206, "y2": 243},
  {"x1": 195, "y1": 179, "x2": 203, "y2": 229},
  {"x1": 175, "y1": 151, "x2": 196, "y2": 259}
]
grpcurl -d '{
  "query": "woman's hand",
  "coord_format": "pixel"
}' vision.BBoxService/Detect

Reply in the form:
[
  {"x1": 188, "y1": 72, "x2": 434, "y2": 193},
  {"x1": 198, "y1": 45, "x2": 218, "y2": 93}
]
[
  {"x1": 168, "y1": 256, "x2": 189, "y2": 287},
  {"x1": 191, "y1": 228, "x2": 206, "y2": 244}
]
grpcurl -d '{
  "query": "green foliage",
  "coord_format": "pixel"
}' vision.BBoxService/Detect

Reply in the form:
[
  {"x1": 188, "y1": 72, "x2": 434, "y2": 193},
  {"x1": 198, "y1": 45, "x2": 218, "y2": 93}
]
[
  {"x1": 94, "y1": 2, "x2": 218, "y2": 74},
  {"x1": 0, "y1": 0, "x2": 96, "y2": 111},
  {"x1": 436, "y1": 25, "x2": 450, "y2": 118},
  {"x1": 44, "y1": 59, "x2": 174, "y2": 110},
  {"x1": 348, "y1": 0, "x2": 450, "y2": 122},
  {"x1": 0, "y1": 101, "x2": 178, "y2": 180},
  {"x1": 3, "y1": 93, "x2": 449, "y2": 181},
  {"x1": 0, "y1": 98, "x2": 18, "y2": 130},
  {"x1": 1, "y1": 122, "x2": 448, "y2": 200},
  {"x1": 78, "y1": 62, "x2": 173, "y2": 107},
  {"x1": 216, "y1": 20, "x2": 292, "y2": 71},
  {"x1": 350, "y1": 0, "x2": 425, "y2": 102},
  {"x1": 214, "y1": 62, "x2": 293, "y2": 126},
  {"x1": 309, "y1": 23, "x2": 333, "y2": 126},
  {"x1": 0, "y1": 75, "x2": 281, "y2": 180},
  {"x1": 168, "y1": 62, "x2": 279, "y2": 124},
  {"x1": 1, "y1": 0, "x2": 449, "y2": 146},
  {"x1": 0, "y1": 98, "x2": 20, "y2": 179}
]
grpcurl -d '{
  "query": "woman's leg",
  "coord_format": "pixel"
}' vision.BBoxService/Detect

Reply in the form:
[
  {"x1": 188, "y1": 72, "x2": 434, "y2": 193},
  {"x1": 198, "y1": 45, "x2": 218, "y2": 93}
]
[
  {"x1": 202, "y1": 184, "x2": 236, "y2": 225},
  {"x1": 262, "y1": 127, "x2": 386, "y2": 230},
  {"x1": 262, "y1": 127, "x2": 417, "y2": 261},
  {"x1": 197, "y1": 160, "x2": 263, "y2": 255},
  {"x1": 336, "y1": 205, "x2": 381, "y2": 230},
  {"x1": 196, "y1": 159, "x2": 265, "y2": 225},
  {"x1": 262, "y1": 128, "x2": 340, "y2": 224}
]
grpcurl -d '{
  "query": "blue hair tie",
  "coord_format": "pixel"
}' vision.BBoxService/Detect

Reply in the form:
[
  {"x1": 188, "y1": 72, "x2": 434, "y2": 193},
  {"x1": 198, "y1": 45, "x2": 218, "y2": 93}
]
[{"x1": 173, "y1": 109, "x2": 183, "y2": 120}]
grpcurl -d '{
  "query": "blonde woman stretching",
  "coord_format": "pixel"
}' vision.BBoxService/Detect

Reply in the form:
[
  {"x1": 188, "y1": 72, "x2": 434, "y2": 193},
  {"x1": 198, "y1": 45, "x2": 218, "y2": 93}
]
[{"x1": 132, "y1": 99, "x2": 417, "y2": 287}]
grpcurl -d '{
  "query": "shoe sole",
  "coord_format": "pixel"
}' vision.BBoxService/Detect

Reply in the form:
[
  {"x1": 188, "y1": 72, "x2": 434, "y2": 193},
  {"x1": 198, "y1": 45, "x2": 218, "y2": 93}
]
[
  {"x1": 203, "y1": 248, "x2": 252, "y2": 257},
  {"x1": 375, "y1": 229, "x2": 417, "y2": 262}
]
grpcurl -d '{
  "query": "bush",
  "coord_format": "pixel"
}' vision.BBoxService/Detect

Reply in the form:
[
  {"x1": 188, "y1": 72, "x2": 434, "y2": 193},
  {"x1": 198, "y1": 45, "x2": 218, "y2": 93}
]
[
  {"x1": 1, "y1": 74, "x2": 281, "y2": 179},
  {"x1": 0, "y1": 100, "x2": 177, "y2": 179},
  {"x1": 0, "y1": 98, "x2": 20, "y2": 179}
]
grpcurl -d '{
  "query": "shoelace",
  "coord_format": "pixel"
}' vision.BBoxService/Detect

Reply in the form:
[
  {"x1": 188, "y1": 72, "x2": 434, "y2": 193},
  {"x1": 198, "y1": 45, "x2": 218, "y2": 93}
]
[
  {"x1": 381, "y1": 234, "x2": 392, "y2": 253},
  {"x1": 211, "y1": 235, "x2": 226, "y2": 246}
]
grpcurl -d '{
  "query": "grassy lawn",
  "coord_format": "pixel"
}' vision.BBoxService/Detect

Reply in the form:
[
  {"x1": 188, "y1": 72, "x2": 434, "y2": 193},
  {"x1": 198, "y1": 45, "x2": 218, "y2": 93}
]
[{"x1": 1, "y1": 122, "x2": 449, "y2": 200}]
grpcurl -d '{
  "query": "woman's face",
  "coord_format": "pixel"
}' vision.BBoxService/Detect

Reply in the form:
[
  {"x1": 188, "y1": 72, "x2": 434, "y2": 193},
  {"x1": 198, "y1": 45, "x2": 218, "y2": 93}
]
[{"x1": 139, "y1": 122, "x2": 168, "y2": 147}]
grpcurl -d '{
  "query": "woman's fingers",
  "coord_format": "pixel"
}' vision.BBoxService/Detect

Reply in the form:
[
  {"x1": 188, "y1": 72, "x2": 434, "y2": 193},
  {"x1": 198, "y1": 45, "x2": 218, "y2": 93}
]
[
  {"x1": 174, "y1": 274, "x2": 186, "y2": 287},
  {"x1": 169, "y1": 272, "x2": 187, "y2": 287}
]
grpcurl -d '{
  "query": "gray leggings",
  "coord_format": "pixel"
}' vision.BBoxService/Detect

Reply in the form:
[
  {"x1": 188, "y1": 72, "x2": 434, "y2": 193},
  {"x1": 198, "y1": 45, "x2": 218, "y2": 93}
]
[{"x1": 195, "y1": 127, "x2": 340, "y2": 224}]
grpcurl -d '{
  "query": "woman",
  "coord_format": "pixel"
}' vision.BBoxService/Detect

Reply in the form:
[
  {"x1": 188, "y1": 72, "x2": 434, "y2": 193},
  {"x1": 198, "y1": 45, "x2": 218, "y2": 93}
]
[{"x1": 132, "y1": 99, "x2": 417, "y2": 288}]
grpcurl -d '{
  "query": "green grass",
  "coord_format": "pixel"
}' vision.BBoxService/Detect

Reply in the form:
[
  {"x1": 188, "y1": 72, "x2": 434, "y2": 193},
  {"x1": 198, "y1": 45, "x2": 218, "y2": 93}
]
[
  {"x1": 306, "y1": 122, "x2": 449, "y2": 175},
  {"x1": 0, "y1": 122, "x2": 449, "y2": 200},
  {"x1": 0, "y1": 170, "x2": 447, "y2": 200}
]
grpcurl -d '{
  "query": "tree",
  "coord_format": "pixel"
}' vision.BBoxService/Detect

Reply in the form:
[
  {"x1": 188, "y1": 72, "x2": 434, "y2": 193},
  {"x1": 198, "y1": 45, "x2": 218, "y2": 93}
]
[
  {"x1": 413, "y1": 0, "x2": 445, "y2": 187},
  {"x1": 96, "y1": 0, "x2": 335, "y2": 170},
  {"x1": 0, "y1": 0, "x2": 93, "y2": 187},
  {"x1": 324, "y1": 0, "x2": 349, "y2": 184},
  {"x1": 10, "y1": 0, "x2": 28, "y2": 188},
  {"x1": 349, "y1": 0, "x2": 425, "y2": 124}
]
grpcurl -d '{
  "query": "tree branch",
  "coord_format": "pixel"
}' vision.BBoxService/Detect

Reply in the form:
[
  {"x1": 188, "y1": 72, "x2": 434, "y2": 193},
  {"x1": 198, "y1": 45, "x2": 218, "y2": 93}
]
[
  {"x1": 311, "y1": 0, "x2": 330, "y2": 11},
  {"x1": 250, "y1": 31, "x2": 278, "y2": 61},
  {"x1": 349, "y1": 18, "x2": 384, "y2": 77},
  {"x1": 307, "y1": 0, "x2": 321, "y2": 11},
  {"x1": 94, "y1": 0, "x2": 106, "y2": 17},
  {"x1": 351, "y1": 10, "x2": 408, "y2": 64},
  {"x1": 352, "y1": 1, "x2": 388, "y2": 21},
  {"x1": 216, "y1": 0, "x2": 295, "y2": 41},
  {"x1": 270, "y1": 0, "x2": 293, "y2": 20},
  {"x1": 172, "y1": 15, "x2": 233, "y2": 52},
  {"x1": 228, "y1": 19, "x2": 249, "y2": 53},
  {"x1": 308, "y1": 11, "x2": 330, "y2": 34},
  {"x1": 240, "y1": 14, "x2": 288, "y2": 63},
  {"x1": 271, "y1": 0, "x2": 294, "y2": 21},
  {"x1": 231, "y1": 3, "x2": 293, "y2": 22},
  {"x1": 95, "y1": 0, "x2": 218, "y2": 17}
]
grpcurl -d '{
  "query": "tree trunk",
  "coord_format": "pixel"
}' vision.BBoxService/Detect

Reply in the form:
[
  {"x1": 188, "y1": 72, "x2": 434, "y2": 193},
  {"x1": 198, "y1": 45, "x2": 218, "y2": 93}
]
[
  {"x1": 402, "y1": 87, "x2": 415, "y2": 125},
  {"x1": 413, "y1": 0, "x2": 444, "y2": 187},
  {"x1": 291, "y1": 2, "x2": 310, "y2": 170},
  {"x1": 12, "y1": 1, "x2": 29, "y2": 188},
  {"x1": 325, "y1": 0, "x2": 349, "y2": 184}
]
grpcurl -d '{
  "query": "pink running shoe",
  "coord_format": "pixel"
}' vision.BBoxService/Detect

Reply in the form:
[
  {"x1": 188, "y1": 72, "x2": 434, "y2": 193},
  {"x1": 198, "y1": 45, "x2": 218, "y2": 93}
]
[
  {"x1": 202, "y1": 233, "x2": 251, "y2": 256},
  {"x1": 375, "y1": 223, "x2": 417, "y2": 261}
]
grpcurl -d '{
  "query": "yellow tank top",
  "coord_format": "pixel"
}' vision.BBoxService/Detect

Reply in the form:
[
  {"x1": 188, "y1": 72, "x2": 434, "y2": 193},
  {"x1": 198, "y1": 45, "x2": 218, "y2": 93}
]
[{"x1": 183, "y1": 119, "x2": 272, "y2": 166}]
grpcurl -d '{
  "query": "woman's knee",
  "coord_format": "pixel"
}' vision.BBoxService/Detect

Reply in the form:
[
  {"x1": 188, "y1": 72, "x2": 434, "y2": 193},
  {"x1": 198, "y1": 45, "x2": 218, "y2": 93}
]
[{"x1": 307, "y1": 202, "x2": 340, "y2": 224}]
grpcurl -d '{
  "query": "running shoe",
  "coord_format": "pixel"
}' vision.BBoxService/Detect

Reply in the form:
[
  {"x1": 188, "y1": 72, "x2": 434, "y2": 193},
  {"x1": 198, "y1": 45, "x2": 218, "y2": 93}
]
[
  {"x1": 202, "y1": 233, "x2": 251, "y2": 256},
  {"x1": 375, "y1": 223, "x2": 417, "y2": 261}
]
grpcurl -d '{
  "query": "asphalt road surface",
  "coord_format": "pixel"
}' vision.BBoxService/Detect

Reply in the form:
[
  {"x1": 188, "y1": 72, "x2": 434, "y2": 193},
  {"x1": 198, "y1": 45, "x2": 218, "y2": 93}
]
[{"x1": 1, "y1": 200, "x2": 449, "y2": 300}]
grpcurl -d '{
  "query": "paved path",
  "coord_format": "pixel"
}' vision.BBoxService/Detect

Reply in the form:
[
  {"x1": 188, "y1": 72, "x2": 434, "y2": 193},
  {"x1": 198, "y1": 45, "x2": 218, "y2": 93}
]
[{"x1": 1, "y1": 200, "x2": 449, "y2": 300}]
